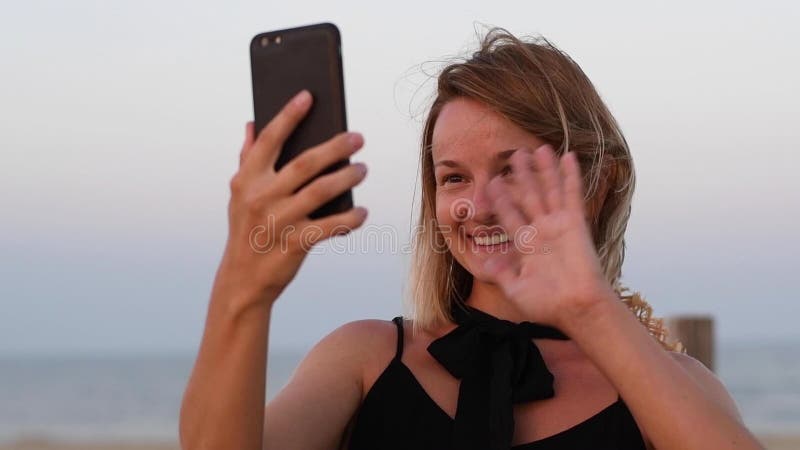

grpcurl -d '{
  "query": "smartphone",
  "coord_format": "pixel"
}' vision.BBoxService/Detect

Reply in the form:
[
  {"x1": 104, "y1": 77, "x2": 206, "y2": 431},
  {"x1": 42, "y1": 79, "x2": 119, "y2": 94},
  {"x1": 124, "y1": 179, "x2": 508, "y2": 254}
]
[{"x1": 250, "y1": 22, "x2": 352, "y2": 220}]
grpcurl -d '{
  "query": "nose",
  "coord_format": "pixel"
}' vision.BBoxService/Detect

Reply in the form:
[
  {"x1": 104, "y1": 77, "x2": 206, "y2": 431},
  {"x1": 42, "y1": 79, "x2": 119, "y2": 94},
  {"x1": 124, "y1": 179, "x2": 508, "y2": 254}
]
[{"x1": 470, "y1": 179, "x2": 497, "y2": 224}]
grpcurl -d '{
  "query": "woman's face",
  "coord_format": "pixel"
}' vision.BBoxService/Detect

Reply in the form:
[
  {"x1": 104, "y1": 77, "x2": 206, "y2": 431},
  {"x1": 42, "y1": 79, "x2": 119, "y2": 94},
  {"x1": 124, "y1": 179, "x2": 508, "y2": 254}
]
[{"x1": 431, "y1": 97, "x2": 549, "y2": 282}]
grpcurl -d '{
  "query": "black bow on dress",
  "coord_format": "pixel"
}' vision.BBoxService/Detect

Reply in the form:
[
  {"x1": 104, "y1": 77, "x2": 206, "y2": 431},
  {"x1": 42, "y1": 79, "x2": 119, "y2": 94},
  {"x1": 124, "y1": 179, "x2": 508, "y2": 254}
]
[{"x1": 427, "y1": 303, "x2": 569, "y2": 450}]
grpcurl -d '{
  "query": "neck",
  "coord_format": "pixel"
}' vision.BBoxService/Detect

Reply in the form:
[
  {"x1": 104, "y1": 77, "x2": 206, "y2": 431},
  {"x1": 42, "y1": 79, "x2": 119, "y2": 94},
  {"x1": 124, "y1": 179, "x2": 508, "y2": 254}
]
[{"x1": 464, "y1": 277, "x2": 530, "y2": 323}]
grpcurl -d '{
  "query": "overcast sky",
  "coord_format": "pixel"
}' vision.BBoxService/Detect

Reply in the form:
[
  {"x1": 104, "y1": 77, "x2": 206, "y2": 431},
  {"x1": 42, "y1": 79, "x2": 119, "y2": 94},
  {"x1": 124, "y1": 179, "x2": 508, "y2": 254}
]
[{"x1": 1, "y1": 0, "x2": 798, "y2": 355}]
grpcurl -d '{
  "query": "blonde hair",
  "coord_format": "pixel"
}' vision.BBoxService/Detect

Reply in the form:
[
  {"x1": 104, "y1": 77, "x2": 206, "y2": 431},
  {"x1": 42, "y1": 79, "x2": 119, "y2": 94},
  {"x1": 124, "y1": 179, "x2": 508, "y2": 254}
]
[{"x1": 407, "y1": 28, "x2": 681, "y2": 352}]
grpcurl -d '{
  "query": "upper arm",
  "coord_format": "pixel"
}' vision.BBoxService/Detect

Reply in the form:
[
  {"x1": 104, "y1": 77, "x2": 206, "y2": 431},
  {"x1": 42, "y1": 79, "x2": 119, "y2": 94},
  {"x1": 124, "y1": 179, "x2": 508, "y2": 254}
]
[
  {"x1": 262, "y1": 319, "x2": 394, "y2": 450},
  {"x1": 669, "y1": 351, "x2": 744, "y2": 423},
  {"x1": 641, "y1": 352, "x2": 746, "y2": 450}
]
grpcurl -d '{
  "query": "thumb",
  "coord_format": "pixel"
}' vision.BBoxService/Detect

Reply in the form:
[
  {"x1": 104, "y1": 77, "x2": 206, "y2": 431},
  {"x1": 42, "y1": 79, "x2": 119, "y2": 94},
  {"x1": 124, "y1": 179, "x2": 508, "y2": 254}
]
[{"x1": 484, "y1": 255, "x2": 517, "y2": 287}]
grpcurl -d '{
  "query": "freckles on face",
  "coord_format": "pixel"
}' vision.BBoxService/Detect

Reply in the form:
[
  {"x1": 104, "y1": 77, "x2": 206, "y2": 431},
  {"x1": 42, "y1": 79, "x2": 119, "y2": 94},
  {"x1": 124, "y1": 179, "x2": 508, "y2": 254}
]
[
  {"x1": 430, "y1": 97, "x2": 548, "y2": 276},
  {"x1": 431, "y1": 97, "x2": 548, "y2": 224}
]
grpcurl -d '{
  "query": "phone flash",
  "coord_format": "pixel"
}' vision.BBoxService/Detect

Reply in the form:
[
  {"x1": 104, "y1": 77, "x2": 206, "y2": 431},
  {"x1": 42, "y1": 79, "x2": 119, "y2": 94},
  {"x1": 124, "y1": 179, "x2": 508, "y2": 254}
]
[
  {"x1": 275, "y1": 36, "x2": 282, "y2": 44},
  {"x1": 260, "y1": 36, "x2": 269, "y2": 47}
]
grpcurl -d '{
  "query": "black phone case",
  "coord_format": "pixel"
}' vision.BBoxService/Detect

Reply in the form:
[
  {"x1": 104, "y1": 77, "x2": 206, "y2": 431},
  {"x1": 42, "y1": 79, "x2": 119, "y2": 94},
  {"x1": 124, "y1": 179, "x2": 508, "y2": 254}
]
[{"x1": 250, "y1": 23, "x2": 352, "y2": 220}]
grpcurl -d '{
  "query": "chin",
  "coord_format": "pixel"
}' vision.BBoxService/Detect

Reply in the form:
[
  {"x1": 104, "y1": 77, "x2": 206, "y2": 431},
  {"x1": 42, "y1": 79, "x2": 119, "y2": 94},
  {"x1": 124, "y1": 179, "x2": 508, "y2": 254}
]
[
  {"x1": 454, "y1": 253, "x2": 507, "y2": 284},
  {"x1": 471, "y1": 269, "x2": 499, "y2": 284}
]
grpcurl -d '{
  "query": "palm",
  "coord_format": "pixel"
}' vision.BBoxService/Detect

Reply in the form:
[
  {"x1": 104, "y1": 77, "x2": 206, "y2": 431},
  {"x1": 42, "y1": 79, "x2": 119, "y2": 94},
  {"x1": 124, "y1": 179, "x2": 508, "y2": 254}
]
[{"x1": 484, "y1": 145, "x2": 613, "y2": 329}]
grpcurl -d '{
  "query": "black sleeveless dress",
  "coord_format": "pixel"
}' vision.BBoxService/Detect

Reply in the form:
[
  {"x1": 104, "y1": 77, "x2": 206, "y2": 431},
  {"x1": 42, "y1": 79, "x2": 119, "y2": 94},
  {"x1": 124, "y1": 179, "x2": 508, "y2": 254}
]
[{"x1": 347, "y1": 316, "x2": 648, "y2": 450}]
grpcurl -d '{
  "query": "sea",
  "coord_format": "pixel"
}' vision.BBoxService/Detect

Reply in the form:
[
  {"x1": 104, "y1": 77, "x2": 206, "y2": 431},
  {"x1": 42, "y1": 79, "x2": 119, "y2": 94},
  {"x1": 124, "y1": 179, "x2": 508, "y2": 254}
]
[{"x1": 0, "y1": 341, "x2": 798, "y2": 443}]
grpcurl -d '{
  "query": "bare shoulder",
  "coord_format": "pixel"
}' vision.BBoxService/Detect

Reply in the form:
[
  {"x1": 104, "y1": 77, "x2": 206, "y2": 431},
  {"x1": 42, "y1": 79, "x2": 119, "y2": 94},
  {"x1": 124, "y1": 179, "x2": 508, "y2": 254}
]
[
  {"x1": 272, "y1": 318, "x2": 400, "y2": 399},
  {"x1": 314, "y1": 319, "x2": 398, "y2": 353},
  {"x1": 668, "y1": 351, "x2": 743, "y2": 422},
  {"x1": 320, "y1": 318, "x2": 399, "y2": 355},
  {"x1": 262, "y1": 318, "x2": 399, "y2": 450},
  {"x1": 311, "y1": 318, "x2": 402, "y2": 380}
]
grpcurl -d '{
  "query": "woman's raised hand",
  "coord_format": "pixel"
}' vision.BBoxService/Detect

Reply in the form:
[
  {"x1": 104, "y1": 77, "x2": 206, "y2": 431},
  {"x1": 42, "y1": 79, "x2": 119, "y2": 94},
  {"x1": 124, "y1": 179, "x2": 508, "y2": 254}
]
[
  {"x1": 221, "y1": 90, "x2": 368, "y2": 306},
  {"x1": 483, "y1": 145, "x2": 615, "y2": 332}
]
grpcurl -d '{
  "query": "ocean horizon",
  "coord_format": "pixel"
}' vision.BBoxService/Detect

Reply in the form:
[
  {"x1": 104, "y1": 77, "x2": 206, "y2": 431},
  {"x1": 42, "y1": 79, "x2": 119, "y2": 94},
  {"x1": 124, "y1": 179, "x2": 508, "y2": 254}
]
[{"x1": 1, "y1": 339, "x2": 798, "y2": 443}]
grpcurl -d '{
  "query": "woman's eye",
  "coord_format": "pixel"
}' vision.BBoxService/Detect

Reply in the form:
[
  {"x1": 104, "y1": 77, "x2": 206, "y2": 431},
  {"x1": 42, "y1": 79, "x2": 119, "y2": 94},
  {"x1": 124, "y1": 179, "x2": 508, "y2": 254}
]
[
  {"x1": 441, "y1": 174, "x2": 464, "y2": 184},
  {"x1": 500, "y1": 165, "x2": 512, "y2": 177}
]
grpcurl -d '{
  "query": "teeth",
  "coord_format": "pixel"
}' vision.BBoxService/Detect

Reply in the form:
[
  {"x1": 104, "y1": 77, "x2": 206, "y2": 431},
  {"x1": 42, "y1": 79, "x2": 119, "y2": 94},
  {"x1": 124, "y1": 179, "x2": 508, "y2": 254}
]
[{"x1": 473, "y1": 233, "x2": 509, "y2": 246}]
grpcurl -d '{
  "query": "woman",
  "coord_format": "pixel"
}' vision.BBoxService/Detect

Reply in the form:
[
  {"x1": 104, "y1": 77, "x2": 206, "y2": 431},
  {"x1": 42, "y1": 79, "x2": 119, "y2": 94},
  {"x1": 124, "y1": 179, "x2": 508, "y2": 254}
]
[{"x1": 179, "y1": 29, "x2": 762, "y2": 450}]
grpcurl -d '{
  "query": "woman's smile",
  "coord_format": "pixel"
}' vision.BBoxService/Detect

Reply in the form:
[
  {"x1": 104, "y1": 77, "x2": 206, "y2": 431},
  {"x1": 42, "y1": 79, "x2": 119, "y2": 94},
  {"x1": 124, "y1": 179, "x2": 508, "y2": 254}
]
[{"x1": 432, "y1": 98, "x2": 547, "y2": 279}]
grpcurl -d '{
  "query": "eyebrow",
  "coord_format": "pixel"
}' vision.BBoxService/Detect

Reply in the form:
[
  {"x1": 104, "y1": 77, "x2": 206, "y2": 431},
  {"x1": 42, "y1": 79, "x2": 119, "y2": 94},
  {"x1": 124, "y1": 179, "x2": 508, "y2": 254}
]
[{"x1": 434, "y1": 148, "x2": 519, "y2": 168}]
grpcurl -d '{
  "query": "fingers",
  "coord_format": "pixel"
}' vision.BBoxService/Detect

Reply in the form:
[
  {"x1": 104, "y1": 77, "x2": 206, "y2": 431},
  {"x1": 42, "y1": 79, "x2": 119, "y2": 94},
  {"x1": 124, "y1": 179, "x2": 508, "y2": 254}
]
[
  {"x1": 274, "y1": 132, "x2": 364, "y2": 195},
  {"x1": 508, "y1": 144, "x2": 570, "y2": 221},
  {"x1": 531, "y1": 144, "x2": 564, "y2": 213},
  {"x1": 561, "y1": 151, "x2": 585, "y2": 215},
  {"x1": 239, "y1": 122, "x2": 256, "y2": 167},
  {"x1": 488, "y1": 176, "x2": 528, "y2": 240},
  {"x1": 508, "y1": 148, "x2": 545, "y2": 221},
  {"x1": 245, "y1": 90, "x2": 313, "y2": 175},
  {"x1": 486, "y1": 177, "x2": 525, "y2": 275},
  {"x1": 286, "y1": 162, "x2": 368, "y2": 220},
  {"x1": 302, "y1": 206, "x2": 369, "y2": 246},
  {"x1": 483, "y1": 253, "x2": 520, "y2": 290}
]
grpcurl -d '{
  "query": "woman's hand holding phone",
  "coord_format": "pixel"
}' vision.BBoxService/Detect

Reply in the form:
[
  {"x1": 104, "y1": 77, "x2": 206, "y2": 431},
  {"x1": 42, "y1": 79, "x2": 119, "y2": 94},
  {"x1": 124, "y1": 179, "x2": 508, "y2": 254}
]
[
  {"x1": 220, "y1": 90, "x2": 368, "y2": 309},
  {"x1": 180, "y1": 26, "x2": 361, "y2": 450}
]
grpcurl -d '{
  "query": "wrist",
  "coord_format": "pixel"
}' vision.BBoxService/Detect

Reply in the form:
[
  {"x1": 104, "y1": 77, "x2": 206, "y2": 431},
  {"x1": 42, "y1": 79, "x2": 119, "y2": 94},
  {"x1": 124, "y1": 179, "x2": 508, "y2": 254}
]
[
  {"x1": 559, "y1": 287, "x2": 621, "y2": 339},
  {"x1": 213, "y1": 263, "x2": 283, "y2": 315}
]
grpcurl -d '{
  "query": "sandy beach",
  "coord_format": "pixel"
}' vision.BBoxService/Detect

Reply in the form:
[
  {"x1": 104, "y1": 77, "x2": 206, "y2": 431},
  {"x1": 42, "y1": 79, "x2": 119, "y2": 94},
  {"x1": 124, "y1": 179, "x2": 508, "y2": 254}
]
[
  {"x1": 1, "y1": 434, "x2": 797, "y2": 450},
  {"x1": 0, "y1": 440, "x2": 178, "y2": 450},
  {"x1": 757, "y1": 434, "x2": 800, "y2": 450}
]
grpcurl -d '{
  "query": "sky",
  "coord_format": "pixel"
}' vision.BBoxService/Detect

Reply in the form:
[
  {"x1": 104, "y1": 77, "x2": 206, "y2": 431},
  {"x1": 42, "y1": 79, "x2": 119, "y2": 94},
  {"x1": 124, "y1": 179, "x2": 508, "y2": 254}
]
[{"x1": 1, "y1": 0, "x2": 798, "y2": 356}]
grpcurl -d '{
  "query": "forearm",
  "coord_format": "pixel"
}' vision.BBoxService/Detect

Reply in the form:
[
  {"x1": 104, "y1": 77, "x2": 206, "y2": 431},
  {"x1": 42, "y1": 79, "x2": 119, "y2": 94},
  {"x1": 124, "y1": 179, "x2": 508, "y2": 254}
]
[
  {"x1": 179, "y1": 266, "x2": 277, "y2": 450},
  {"x1": 565, "y1": 294, "x2": 762, "y2": 450}
]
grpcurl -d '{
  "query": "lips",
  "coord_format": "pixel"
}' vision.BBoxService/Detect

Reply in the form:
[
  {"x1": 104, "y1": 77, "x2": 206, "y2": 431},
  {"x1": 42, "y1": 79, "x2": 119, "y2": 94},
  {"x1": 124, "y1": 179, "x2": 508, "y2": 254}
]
[
  {"x1": 468, "y1": 226, "x2": 507, "y2": 237},
  {"x1": 472, "y1": 233, "x2": 509, "y2": 245},
  {"x1": 467, "y1": 226, "x2": 511, "y2": 246}
]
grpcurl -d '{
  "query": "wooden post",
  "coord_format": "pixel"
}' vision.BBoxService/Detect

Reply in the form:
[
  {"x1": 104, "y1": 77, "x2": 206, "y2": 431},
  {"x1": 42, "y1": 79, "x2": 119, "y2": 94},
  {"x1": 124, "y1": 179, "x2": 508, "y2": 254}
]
[{"x1": 666, "y1": 315, "x2": 715, "y2": 373}]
